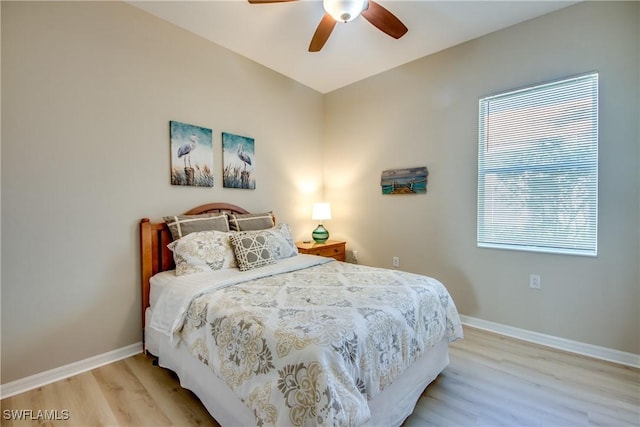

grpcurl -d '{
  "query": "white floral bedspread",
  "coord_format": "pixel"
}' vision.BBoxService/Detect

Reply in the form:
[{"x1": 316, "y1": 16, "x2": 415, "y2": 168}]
[{"x1": 155, "y1": 256, "x2": 463, "y2": 426}]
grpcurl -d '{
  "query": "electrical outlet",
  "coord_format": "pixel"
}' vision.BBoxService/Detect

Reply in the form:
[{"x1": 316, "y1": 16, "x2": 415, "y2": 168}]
[
  {"x1": 393, "y1": 256, "x2": 400, "y2": 267},
  {"x1": 529, "y1": 274, "x2": 542, "y2": 289}
]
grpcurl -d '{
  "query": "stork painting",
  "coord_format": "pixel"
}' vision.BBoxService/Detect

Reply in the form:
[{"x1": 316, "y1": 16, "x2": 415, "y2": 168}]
[
  {"x1": 222, "y1": 132, "x2": 256, "y2": 189},
  {"x1": 170, "y1": 120, "x2": 214, "y2": 187}
]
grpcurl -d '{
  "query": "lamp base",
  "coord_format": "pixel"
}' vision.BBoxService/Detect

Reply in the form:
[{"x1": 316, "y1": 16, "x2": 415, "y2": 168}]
[{"x1": 312, "y1": 224, "x2": 329, "y2": 243}]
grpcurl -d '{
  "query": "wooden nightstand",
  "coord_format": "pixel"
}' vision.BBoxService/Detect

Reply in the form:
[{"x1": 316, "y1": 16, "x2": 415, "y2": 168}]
[{"x1": 296, "y1": 240, "x2": 346, "y2": 262}]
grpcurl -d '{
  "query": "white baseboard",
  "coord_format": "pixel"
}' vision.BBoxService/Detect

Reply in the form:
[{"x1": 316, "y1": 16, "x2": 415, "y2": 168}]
[
  {"x1": 0, "y1": 342, "x2": 143, "y2": 399},
  {"x1": 460, "y1": 315, "x2": 640, "y2": 368}
]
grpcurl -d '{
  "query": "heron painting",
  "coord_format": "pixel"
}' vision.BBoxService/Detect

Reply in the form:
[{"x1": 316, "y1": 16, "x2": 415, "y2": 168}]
[
  {"x1": 170, "y1": 120, "x2": 214, "y2": 187},
  {"x1": 222, "y1": 132, "x2": 255, "y2": 189}
]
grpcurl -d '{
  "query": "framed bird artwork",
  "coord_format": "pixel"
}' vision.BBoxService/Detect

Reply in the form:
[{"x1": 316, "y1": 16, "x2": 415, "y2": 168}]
[
  {"x1": 222, "y1": 132, "x2": 255, "y2": 190},
  {"x1": 169, "y1": 120, "x2": 214, "y2": 187}
]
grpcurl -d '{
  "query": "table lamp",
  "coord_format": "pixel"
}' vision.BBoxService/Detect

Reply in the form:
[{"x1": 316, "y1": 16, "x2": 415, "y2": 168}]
[{"x1": 311, "y1": 203, "x2": 332, "y2": 243}]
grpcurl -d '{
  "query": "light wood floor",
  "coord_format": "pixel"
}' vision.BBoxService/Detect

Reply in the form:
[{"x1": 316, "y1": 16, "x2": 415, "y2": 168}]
[{"x1": 2, "y1": 326, "x2": 638, "y2": 426}]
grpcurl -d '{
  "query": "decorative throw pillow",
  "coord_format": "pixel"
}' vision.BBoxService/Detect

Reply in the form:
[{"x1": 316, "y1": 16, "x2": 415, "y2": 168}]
[
  {"x1": 168, "y1": 230, "x2": 236, "y2": 276},
  {"x1": 228, "y1": 212, "x2": 275, "y2": 231},
  {"x1": 263, "y1": 223, "x2": 298, "y2": 260},
  {"x1": 229, "y1": 230, "x2": 275, "y2": 271},
  {"x1": 164, "y1": 213, "x2": 230, "y2": 240}
]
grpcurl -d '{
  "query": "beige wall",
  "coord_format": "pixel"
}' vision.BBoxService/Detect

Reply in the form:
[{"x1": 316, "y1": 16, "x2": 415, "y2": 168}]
[
  {"x1": 1, "y1": 1, "x2": 324, "y2": 383},
  {"x1": 2, "y1": 0, "x2": 638, "y2": 386},
  {"x1": 324, "y1": 1, "x2": 639, "y2": 354}
]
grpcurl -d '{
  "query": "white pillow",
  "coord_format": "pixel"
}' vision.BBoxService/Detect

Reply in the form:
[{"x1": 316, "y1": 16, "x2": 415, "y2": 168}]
[
  {"x1": 168, "y1": 230, "x2": 237, "y2": 276},
  {"x1": 264, "y1": 223, "x2": 298, "y2": 260}
]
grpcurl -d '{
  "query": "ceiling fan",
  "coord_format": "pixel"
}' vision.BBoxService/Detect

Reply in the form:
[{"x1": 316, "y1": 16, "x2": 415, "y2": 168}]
[{"x1": 248, "y1": 0, "x2": 408, "y2": 52}]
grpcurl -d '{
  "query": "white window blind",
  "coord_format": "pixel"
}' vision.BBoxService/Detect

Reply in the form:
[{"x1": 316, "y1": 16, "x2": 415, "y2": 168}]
[{"x1": 477, "y1": 73, "x2": 598, "y2": 256}]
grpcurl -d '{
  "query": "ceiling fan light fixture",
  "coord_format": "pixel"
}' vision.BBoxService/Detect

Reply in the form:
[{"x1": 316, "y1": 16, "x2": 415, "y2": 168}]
[{"x1": 323, "y1": 0, "x2": 368, "y2": 23}]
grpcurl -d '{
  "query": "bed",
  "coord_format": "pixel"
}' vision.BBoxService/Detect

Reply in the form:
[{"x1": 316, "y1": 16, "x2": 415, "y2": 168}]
[{"x1": 140, "y1": 203, "x2": 463, "y2": 427}]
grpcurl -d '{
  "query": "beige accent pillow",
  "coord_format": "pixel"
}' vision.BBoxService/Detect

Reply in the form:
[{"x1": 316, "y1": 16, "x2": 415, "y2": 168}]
[
  {"x1": 164, "y1": 213, "x2": 230, "y2": 240},
  {"x1": 228, "y1": 212, "x2": 275, "y2": 231},
  {"x1": 229, "y1": 230, "x2": 275, "y2": 271}
]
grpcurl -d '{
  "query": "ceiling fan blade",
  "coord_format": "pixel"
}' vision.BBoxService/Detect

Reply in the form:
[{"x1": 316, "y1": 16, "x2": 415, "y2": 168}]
[
  {"x1": 309, "y1": 13, "x2": 337, "y2": 52},
  {"x1": 361, "y1": 0, "x2": 408, "y2": 39},
  {"x1": 248, "y1": 0, "x2": 298, "y2": 3}
]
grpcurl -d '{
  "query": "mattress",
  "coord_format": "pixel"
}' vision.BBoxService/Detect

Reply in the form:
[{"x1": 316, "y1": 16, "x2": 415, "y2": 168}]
[{"x1": 149, "y1": 270, "x2": 178, "y2": 309}]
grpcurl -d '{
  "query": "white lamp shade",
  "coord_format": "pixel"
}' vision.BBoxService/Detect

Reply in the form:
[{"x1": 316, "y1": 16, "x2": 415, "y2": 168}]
[
  {"x1": 323, "y1": 0, "x2": 367, "y2": 23},
  {"x1": 312, "y1": 203, "x2": 332, "y2": 221}
]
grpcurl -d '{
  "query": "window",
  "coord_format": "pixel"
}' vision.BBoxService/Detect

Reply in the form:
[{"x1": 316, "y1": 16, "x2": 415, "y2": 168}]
[{"x1": 477, "y1": 73, "x2": 598, "y2": 256}]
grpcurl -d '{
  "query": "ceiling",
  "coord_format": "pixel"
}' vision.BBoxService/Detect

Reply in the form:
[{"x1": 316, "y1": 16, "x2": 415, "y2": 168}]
[{"x1": 129, "y1": 0, "x2": 578, "y2": 94}]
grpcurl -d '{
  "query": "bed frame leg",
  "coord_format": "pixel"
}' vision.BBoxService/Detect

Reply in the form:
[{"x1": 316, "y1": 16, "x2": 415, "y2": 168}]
[{"x1": 144, "y1": 348, "x2": 159, "y2": 365}]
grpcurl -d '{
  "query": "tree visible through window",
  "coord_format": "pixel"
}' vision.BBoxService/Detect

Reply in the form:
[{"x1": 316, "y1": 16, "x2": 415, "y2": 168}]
[{"x1": 477, "y1": 73, "x2": 598, "y2": 256}]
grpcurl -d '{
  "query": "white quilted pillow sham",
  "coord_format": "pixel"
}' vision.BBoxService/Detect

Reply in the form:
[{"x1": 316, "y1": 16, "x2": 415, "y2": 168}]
[{"x1": 168, "y1": 230, "x2": 237, "y2": 276}]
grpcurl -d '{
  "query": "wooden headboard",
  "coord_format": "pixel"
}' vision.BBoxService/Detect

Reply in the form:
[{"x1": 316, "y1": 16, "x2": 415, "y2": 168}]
[{"x1": 140, "y1": 203, "x2": 249, "y2": 332}]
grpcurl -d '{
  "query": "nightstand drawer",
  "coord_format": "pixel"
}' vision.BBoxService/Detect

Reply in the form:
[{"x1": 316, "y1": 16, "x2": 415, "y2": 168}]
[
  {"x1": 296, "y1": 240, "x2": 346, "y2": 262},
  {"x1": 310, "y1": 246, "x2": 345, "y2": 258}
]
